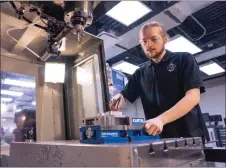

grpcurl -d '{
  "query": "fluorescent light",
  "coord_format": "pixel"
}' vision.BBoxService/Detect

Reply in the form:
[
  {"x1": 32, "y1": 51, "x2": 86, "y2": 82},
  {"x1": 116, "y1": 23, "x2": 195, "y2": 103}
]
[
  {"x1": 44, "y1": 63, "x2": 65, "y2": 83},
  {"x1": 1, "y1": 104, "x2": 7, "y2": 113},
  {"x1": 32, "y1": 101, "x2": 36, "y2": 105},
  {"x1": 1, "y1": 97, "x2": 13, "y2": 102},
  {"x1": 106, "y1": 1, "x2": 151, "y2": 26},
  {"x1": 165, "y1": 36, "x2": 202, "y2": 54},
  {"x1": 200, "y1": 62, "x2": 225, "y2": 75},
  {"x1": 112, "y1": 61, "x2": 139, "y2": 75},
  {"x1": 3, "y1": 79, "x2": 35, "y2": 88},
  {"x1": 15, "y1": 109, "x2": 22, "y2": 112},
  {"x1": 1, "y1": 90, "x2": 24, "y2": 97}
]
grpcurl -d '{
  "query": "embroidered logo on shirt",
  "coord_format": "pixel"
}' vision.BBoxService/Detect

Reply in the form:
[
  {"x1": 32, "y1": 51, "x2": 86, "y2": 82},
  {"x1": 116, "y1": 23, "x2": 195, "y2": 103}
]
[{"x1": 167, "y1": 63, "x2": 176, "y2": 72}]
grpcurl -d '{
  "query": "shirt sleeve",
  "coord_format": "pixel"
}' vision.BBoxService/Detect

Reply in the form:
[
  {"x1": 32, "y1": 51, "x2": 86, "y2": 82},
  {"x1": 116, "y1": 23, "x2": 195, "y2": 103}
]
[
  {"x1": 120, "y1": 70, "x2": 140, "y2": 103},
  {"x1": 181, "y1": 53, "x2": 205, "y2": 94}
]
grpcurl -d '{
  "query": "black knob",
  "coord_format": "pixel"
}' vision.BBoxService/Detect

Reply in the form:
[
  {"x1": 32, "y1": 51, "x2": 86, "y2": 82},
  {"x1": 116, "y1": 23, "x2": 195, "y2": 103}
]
[
  {"x1": 124, "y1": 116, "x2": 130, "y2": 125},
  {"x1": 193, "y1": 138, "x2": 196, "y2": 145},
  {"x1": 128, "y1": 135, "x2": 132, "y2": 142},
  {"x1": 185, "y1": 139, "x2": 188, "y2": 146},
  {"x1": 163, "y1": 141, "x2": 168, "y2": 152},
  {"x1": 149, "y1": 143, "x2": 155, "y2": 155},
  {"x1": 192, "y1": 138, "x2": 196, "y2": 145},
  {"x1": 124, "y1": 131, "x2": 132, "y2": 142},
  {"x1": 175, "y1": 140, "x2": 179, "y2": 148}
]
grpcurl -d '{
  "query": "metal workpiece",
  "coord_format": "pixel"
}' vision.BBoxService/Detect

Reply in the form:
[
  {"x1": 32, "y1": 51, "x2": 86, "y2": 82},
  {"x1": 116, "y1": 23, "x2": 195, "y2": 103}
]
[
  {"x1": 81, "y1": 112, "x2": 129, "y2": 126},
  {"x1": 101, "y1": 125, "x2": 144, "y2": 131},
  {"x1": 103, "y1": 111, "x2": 123, "y2": 116},
  {"x1": 8, "y1": 137, "x2": 205, "y2": 167},
  {"x1": 81, "y1": 112, "x2": 145, "y2": 127}
]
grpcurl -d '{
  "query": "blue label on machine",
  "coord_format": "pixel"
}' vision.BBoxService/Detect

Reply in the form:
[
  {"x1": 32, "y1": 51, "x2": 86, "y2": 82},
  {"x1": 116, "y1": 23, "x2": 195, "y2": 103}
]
[
  {"x1": 132, "y1": 118, "x2": 145, "y2": 125},
  {"x1": 101, "y1": 131, "x2": 119, "y2": 138}
]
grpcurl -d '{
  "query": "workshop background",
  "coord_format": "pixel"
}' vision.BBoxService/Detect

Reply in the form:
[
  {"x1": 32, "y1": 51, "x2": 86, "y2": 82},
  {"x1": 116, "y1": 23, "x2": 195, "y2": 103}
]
[{"x1": 1, "y1": 0, "x2": 225, "y2": 151}]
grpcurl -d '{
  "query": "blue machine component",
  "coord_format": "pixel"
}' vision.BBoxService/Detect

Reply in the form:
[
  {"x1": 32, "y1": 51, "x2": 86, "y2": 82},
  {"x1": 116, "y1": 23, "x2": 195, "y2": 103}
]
[
  {"x1": 131, "y1": 118, "x2": 145, "y2": 125},
  {"x1": 80, "y1": 125, "x2": 159, "y2": 144},
  {"x1": 80, "y1": 117, "x2": 160, "y2": 144}
]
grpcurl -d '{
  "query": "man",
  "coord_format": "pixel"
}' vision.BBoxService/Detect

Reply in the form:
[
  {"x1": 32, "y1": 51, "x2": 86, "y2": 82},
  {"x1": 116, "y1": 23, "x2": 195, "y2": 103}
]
[{"x1": 109, "y1": 21, "x2": 209, "y2": 142}]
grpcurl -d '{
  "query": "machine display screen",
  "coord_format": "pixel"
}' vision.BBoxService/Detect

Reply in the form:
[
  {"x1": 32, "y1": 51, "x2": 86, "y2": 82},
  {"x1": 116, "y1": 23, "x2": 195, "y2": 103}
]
[
  {"x1": 210, "y1": 115, "x2": 222, "y2": 122},
  {"x1": 112, "y1": 70, "x2": 124, "y2": 95}
]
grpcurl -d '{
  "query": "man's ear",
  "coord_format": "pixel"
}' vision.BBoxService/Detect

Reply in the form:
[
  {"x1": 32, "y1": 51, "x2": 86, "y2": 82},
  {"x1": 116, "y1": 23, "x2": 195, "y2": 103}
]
[{"x1": 163, "y1": 36, "x2": 168, "y2": 44}]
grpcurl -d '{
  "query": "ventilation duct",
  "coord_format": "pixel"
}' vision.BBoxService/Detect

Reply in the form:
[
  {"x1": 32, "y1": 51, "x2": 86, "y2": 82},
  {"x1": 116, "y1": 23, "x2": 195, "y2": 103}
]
[
  {"x1": 97, "y1": 31, "x2": 122, "y2": 50},
  {"x1": 105, "y1": 1, "x2": 214, "y2": 60}
]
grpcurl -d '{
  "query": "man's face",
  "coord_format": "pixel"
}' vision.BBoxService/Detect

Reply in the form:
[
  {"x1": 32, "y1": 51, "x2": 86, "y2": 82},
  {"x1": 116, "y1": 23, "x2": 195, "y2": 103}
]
[{"x1": 140, "y1": 26, "x2": 168, "y2": 59}]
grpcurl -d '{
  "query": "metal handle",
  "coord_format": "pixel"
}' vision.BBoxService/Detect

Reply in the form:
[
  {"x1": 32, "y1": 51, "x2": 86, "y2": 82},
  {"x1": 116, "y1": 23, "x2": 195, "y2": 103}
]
[{"x1": 112, "y1": 96, "x2": 121, "y2": 109}]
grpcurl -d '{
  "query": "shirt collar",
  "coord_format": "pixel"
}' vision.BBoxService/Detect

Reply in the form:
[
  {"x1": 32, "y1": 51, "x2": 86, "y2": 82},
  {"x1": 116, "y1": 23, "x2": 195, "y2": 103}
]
[{"x1": 146, "y1": 50, "x2": 173, "y2": 66}]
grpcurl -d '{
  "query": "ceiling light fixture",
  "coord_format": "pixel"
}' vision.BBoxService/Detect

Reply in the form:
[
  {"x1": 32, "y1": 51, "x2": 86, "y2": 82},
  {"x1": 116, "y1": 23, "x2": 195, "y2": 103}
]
[
  {"x1": 1, "y1": 97, "x2": 13, "y2": 102},
  {"x1": 32, "y1": 101, "x2": 36, "y2": 105},
  {"x1": 15, "y1": 109, "x2": 22, "y2": 112},
  {"x1": 199, "y1": 62, "x2": 225, "y2": 75},
  {"x1": 165, "y1": 35, "x2": 202, "y2": 54},
  {"x1": 112, "y1": 61, "x2": 139, "y2": 75},
  {"x1": 106, "y1": 1, "x2": 151, "y2": 26},
  {"x1": 1, "y1": 103, "x2": 7, "y2": 113},
  {"x1": 1, "y1": 90, "x2": 24, "y2": 97},
  {"x1": 3, "y1": 78, "x2": 35, "y2": 88}
]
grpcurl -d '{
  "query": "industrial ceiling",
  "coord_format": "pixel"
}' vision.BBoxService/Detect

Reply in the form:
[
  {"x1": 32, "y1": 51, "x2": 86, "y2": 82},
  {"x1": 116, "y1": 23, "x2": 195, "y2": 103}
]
[{"x1": 85, "y1": 1, "x2": 226, "y2": 81}]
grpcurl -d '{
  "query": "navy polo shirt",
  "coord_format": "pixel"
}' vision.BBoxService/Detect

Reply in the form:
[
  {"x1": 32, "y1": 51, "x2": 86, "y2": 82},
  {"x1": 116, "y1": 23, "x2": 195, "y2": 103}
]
[{"x1": 121, "y1": 50, "x2": 209, "y2": 140}]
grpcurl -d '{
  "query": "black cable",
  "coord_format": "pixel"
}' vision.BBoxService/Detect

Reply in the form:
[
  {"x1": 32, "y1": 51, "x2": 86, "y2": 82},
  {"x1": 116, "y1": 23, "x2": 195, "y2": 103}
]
[
  {"x1": 9, "y1": 1, "x2": 18, "y2": 12},
  {"x1": 41, "y1": 18, "x2": 48, "y2": 25},
  {"x1": 22, "y1": 16, "x2": 47, "y2": 31}
]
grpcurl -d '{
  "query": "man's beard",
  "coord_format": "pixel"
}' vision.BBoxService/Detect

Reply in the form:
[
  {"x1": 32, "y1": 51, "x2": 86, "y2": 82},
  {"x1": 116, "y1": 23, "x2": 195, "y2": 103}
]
[{"x1": 145, "y1": 47, "x2": 165, "y2": 60}]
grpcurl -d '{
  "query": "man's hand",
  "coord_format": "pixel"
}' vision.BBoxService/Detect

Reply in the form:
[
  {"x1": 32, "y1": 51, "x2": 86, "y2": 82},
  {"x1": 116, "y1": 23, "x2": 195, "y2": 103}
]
[
  {"x1": 109, "y1": 94, "x2": 126, "y2": 111},
  {"x1": 144, "y1": 117, "x2": 165, "y2": 136}
]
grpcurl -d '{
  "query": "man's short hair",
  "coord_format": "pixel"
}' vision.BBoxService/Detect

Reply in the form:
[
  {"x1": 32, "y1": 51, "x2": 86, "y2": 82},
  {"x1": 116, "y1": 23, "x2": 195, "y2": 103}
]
[{"x1": 140, "y1": 21, "x2": 168, "y2": 37}]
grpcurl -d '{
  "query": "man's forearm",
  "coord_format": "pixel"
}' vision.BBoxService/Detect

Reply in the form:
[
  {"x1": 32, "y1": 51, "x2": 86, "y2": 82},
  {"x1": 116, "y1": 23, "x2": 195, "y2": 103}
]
[{"x1": 158, "y1": 89, "x2": 200, "y2": 125}]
